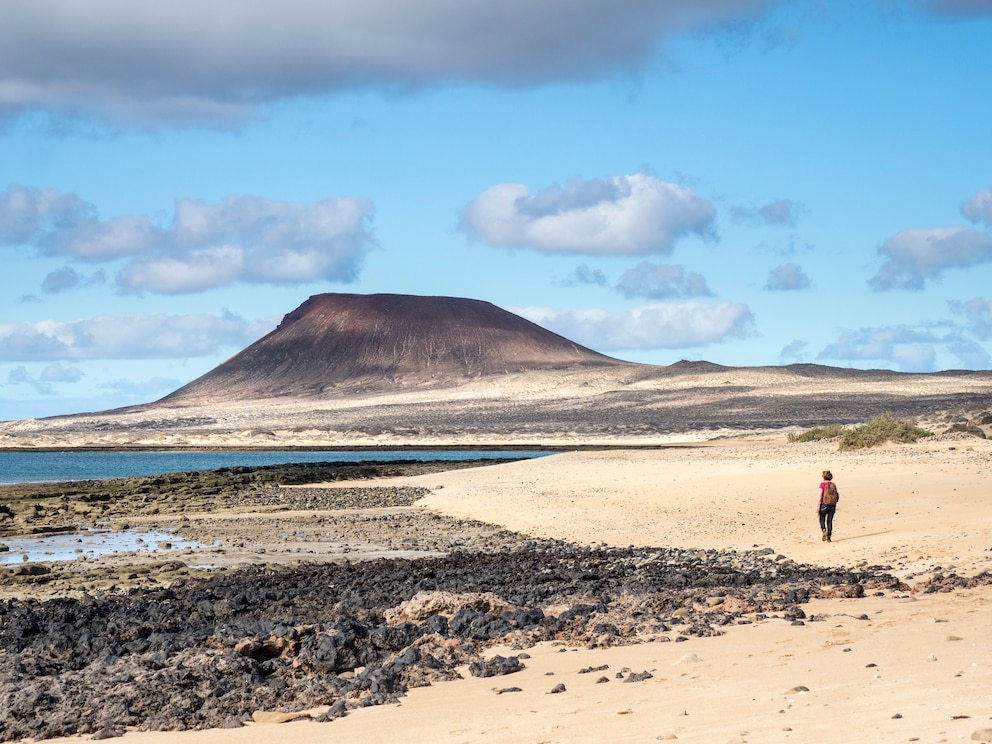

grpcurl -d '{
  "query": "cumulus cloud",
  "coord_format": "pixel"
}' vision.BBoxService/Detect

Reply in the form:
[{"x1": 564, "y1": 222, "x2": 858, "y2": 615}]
[
  {"x1": 0, "y1": 0, "x2": 782, "y2": 126},
  {"x1": 731, "y1": 199, "x2": 806, "y2": 226},
  {"x1": 0, "y1": 186, "x2": 376, "y2": 293},
  {"x1": 0, "y1": 312, "x2": 273, "y2": 362},
  {"x1": 0, "y1": 185, "x2": 160, "y2": 259},
  {"x1": 765, "y1": 263, "x2": 810, "y2": 291},
  {"x1": 868, "y1": 227, "x2": 992, "y2": 290},
  {"x1": 460, "y1": 174, "x2": 716, "y2": 255},
  {"x1": 6, "y1": 365, "x2": 54, "y2": 396},
  {"x1": 120, "y1": 196, "x2": 375, "y2": 293},
  {"x1": 944, "y1": 337, "x2": 992, "y2": 368},
  {"x1": 779, "y1": 339, "x2": 808, "y2": 361},
  {"x1": 559, "y1": 264, "x2": 608, "y2": 287},
  {"x1": 6, "y1": 362, "x2": 83, "y2": 395},
  {"x1": 819, "y1": 326, "x2": 940, "y2": 372},
  {"x1": 516, "y1": 301, "x2": 753, "y2": 350},
  {"x1": 41, "y1": 266, "x2": 106, "y2": 294},
  {"x1": 818, "y1": 324, "x2": 990, "y2": 372},
  {"x1": 39, "y1": 362, "x2": 84, "y2": 383},
  {"x1": 962, "y1": 186, "x2": 992, "y2": 227},
  {"x1": 949, "y1": 297, "x2": 992, "y2": 340},
  {"x1": 615, "y1": 261, "x2": 713, "y2": 299}
]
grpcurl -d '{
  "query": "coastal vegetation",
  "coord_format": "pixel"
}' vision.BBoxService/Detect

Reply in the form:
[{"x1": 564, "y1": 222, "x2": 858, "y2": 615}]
[
  {"x1": 789, "y1": 413, "x2": 934, "y2": 450},
  {"x1": 786, "y1": 424, "x2": 846, "y2": 443}
]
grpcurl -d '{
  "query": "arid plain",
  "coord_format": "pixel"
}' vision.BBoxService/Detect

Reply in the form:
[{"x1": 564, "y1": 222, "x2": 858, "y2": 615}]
[{"x1": 4, "y1": 294, "x2": 992, "y2": 743}]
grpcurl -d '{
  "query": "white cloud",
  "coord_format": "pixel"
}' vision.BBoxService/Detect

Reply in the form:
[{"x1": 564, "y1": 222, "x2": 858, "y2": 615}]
[
  {"x1": 765, "y1": 263, "x2": 810, "y2": 291},
  {"x1": 779, "y1": 339, "x2": 808, "y2": 361},
  {"x1": 39, "y1": 362, "x2": 84, "y2": 383},
  {"x1": 944, "y1": 337, "x2": 992, "y2": 368},
  {"x1": 0, "y1": 184, "x2": 160, "y2": 259},
  {"x1": 5, "y1": 362, "x2": 82, "y2": 395},
  {"x1": 868, "y1": 226, "x2": 992, "y2": 290},
  {"x1": 516, "y1": 301, "x2": 753, "y2": 350},
  {"x1": 0, "y1": 312, "x2": 273, "y2": 361},
  {"x1": 961, "y1": 186, "x2": 992, "y2": 226},
  {"x1": 817, "y1": 324, "x2": 990, "y2": 372},
  {"x1": 127, "y1": 196, "x2": 374, "y2": 293},
  {"x1": 731, "y1": 199, "x2": 806, "y2": 226},
  {"x1": 949, "y1": 297, "x2": 992, "y2": 340},
  {"x1": 117, "y1": 246, "x2": 248, "y2": 295},
  {"x1": 0, "y1": 184, "x2": 84, "y2": 243},
  {"x1": 6, "y1": 365, "x2": 43, "y2": 393},
  {"x1": 559, "y1": 264, "x2": 608, "y2": 287},
  {"x1": 616, "y1": 261, "x2": 713, "y2": 299},
  {"x1": 460, "y1": 175, "x2": 716, "y2": 255},
  {"x1": 0, "y1": 186, "x2": 376, "y2": 293},
  {"x1": 41, "y1": 267, "x2": 86, "y2": 294},
  {"x1": 0, "y1": 0, "x2": 782, "y2": 126},
  {"x1": 820, "y1": 326, "x2": 937, "y2": 362},
  {"x1": 41, "y1": 266, "x2": 106, "y2": 294}
]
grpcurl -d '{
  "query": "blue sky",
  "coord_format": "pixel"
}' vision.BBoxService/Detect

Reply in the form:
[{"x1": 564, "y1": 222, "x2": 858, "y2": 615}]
[{"x1": 2, "y1": 0, "x2": 992, "y2": 420}]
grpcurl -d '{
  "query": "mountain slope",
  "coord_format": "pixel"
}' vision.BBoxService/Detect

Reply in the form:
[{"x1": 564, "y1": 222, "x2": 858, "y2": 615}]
[{"x1": 158, "y1": 293, "x2": 631, "y2": 404}]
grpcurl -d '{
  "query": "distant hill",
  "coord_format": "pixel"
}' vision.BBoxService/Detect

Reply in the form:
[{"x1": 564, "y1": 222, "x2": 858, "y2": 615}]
[
  {"x1": 158, "y1": 293, "x2": 632, "y2": 404},
  {"x1": 4, "y1": 292, "x2": 991, "y2": 447}
]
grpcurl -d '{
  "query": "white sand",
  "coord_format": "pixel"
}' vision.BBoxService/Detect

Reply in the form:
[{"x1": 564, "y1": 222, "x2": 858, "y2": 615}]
[{"x1": 48, "y1": 436, "x2": 992, "y2": 744}]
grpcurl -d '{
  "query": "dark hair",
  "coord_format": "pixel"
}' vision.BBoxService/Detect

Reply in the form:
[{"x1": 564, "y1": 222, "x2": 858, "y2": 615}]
[{"x1": 822, "y1": 470, "x2": 833, "y2": 481}]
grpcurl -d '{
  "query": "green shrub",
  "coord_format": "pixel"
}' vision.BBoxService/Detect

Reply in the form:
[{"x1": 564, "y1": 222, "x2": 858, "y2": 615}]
[
  {"x1": 787, "y1": 424, "x2": 846, "y2": 443},
  {"x1": 838, "y1": 412, "x2": 934, "y2": 451}
]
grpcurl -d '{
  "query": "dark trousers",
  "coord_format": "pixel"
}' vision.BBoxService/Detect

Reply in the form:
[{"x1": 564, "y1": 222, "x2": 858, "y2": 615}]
[{"x1": 819, "y1": 504, "x2": 836, "y2": 535}]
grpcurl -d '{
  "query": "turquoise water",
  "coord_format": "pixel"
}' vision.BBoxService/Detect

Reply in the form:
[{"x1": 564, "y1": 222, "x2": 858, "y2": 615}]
[{"x1": 0, "y1": 449, "x2": 551, "y2": 485}]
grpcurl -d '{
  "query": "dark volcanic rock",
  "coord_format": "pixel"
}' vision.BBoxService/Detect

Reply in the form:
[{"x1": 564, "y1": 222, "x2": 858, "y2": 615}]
[
  {"x1": 468, "y1": 655, "x2": 524, "y2": 678},
  {"x1": 0, "y1": 544, "x2": 918, "y2": 742},
  {"x1": 158, "y1": 293, "x2": 628, "y2": 403}
]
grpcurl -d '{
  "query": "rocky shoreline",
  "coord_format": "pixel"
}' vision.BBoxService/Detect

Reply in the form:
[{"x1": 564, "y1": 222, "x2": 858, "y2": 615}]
[
  {"x1": 1, "y1": 458, "x2": 990, "y2": 742},
  {"x1": 0, "y1": 542, "x2": 919, "y2": 742},
  {"x1": 0, "y1": 459, "x2": 522, "y2": 538}
]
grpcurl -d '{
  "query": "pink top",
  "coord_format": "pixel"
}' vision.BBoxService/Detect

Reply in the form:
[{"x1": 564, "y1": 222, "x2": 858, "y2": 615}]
[{"x1": 818, "y1": 481, "x2": 833, "y2": 506}]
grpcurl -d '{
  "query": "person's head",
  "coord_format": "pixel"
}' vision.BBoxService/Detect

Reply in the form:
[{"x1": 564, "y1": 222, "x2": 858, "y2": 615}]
[{"x1": 822, "y1": 470, "x2": 833, "y2": 481}]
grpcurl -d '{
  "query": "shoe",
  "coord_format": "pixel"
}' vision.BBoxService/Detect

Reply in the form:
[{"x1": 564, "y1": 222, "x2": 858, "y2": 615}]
[
  {"x1": 826, "y1": 533, "x2": 832, "y2": 542},
  {"x1": 821, "y1": 529, "x2": 827, "y2": 542}
]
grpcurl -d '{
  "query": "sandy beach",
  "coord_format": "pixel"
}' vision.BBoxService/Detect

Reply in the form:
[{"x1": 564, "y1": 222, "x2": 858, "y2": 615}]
[{"x1": 31, "y1": 434, "x2": 992, "y2": 744}]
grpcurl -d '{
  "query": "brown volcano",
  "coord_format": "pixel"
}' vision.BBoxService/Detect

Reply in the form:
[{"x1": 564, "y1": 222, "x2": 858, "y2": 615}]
[{"x1": 158, "y1": 293, "x2": 628, "y2": 404}]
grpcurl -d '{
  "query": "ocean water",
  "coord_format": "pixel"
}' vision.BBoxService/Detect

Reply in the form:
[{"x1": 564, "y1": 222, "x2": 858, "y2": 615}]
[{"x1": 0, "y1": 449, "x2": 551, "y2": 485}]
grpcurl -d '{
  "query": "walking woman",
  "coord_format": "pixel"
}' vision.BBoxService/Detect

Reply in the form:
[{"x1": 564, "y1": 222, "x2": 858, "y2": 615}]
[{"x1": 818, "y1": 470, "x2": 840, "y2": 542}]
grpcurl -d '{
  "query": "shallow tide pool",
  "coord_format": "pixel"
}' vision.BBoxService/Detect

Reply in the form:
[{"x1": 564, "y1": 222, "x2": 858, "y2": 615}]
[{"x1": 0, "y1": 529, "x2": 210, "y2": 564}]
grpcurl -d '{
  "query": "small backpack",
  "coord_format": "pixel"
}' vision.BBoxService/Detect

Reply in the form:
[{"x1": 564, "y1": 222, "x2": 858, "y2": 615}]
[{"x1": 822, "y1": 481, "x2": 839, "y2": 506}]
